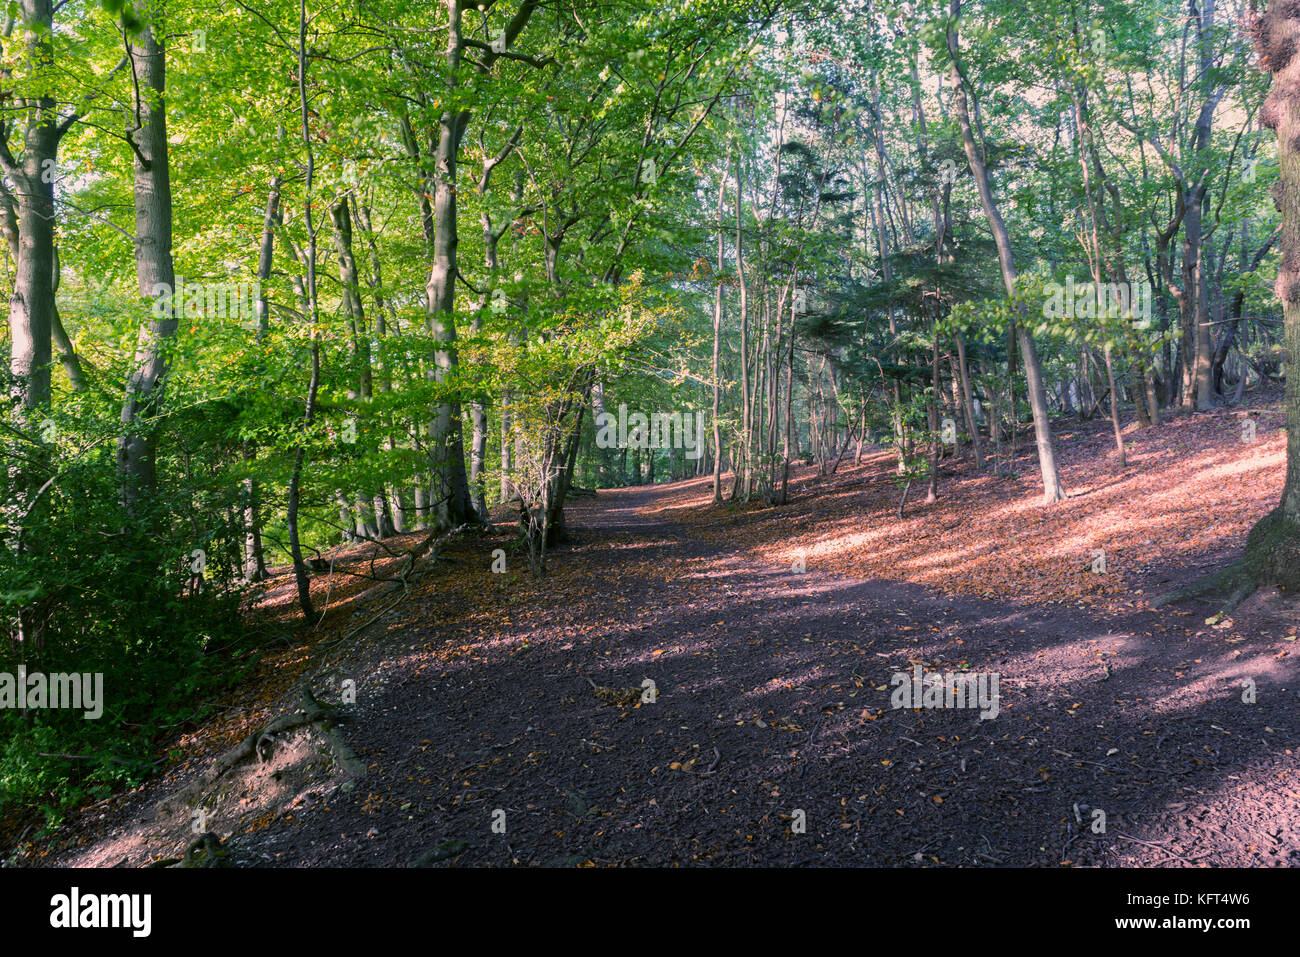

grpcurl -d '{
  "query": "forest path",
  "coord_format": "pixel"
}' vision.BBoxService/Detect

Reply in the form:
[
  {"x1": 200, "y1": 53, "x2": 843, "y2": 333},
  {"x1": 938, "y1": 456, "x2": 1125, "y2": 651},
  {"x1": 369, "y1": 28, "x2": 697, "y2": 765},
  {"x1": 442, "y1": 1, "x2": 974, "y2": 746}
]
[{"x1": 217, "y1": 477, "x2": 1300, "y2": 867}]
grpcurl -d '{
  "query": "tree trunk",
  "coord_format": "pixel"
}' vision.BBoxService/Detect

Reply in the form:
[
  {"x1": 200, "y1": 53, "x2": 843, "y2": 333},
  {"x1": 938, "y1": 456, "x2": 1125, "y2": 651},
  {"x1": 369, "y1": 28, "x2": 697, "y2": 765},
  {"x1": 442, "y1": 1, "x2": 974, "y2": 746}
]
[
  {"x1": 734, "y1": 149, "x2": 751, "y2": 501},
  {"x1": 330, "y1": 198, "x2": 387, "y2": 538},
  {"x1": 118, "y1": 6, "x2": 176, "y2": 505},
  {"x1": 711, "y1": 158, "x2": 727, "y2": 504},
  {"x1": 242, "y1": 176, "x2": 280, "y2": 582},
  {"x1": 425, "y1": 1, "x2": 472, "y2": 530},
  {"x1": 954, "y1": 332, "x2": 982, "y2": 467},
  {"x1": 2, "y1": 0, "x2": 60, "y2": 417},
  {"x1": 353, "y1": 198, "x2": 402, "y2": 535},
  {"x1": 1242, "y1": 1, "x2": 1300, "y2": 591},
  {"x1": 49, "y1": 247, "x2": 85, "y2": 390},
  {"x1": 424, "y1": 78, "x2": 475, "y2": 529},
  {"x1": 423, "y1": 0, "x2": 537, "y2": 529},
  {"x1": 924, "y1": 332, "x2": 940, "y2": 503},
  {"x1": 1180, "y1": 182, "x2": 1217, "y2": 411},
  {"x1": 1103, "y1": 343, "x2": 1127, "y2": 467},
  {"x1": 287, "y1": 0, "x2": 322, "y2": 619},
  {"x1": 948, "y1": 2, "x2": 1065, "y2": 504}
]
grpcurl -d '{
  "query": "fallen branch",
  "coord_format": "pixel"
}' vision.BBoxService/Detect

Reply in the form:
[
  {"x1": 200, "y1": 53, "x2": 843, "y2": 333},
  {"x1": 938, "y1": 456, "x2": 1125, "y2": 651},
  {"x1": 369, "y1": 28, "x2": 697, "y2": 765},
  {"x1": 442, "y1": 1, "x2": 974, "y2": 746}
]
[
  {"x1": 36, "y1": 752, "x2": 141, "y2": 768},
  {"x1": 326, "y1": 523, "x2": 474, "y2": 646},
  {"x1": 1114, "y1": 832, "x2": 1205, "y2": 865}
]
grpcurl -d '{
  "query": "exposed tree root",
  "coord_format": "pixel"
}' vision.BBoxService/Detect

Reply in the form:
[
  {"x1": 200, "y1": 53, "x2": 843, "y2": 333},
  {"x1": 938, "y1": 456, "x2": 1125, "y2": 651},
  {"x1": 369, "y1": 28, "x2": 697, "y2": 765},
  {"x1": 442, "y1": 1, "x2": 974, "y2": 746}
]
[
  {"x1": 155, "y1": 684, "x2": 363, "y2": 853},
  {"x1": 202, "y1": 687, "x2": 338, "y2": 786},
  {"x1": 147, "y1": 832, "x2": 229, "y2": 869},
  {"x1": 1218, "y1": 579, "x2": 1258, "y2": 617},
  {"x1": 315, "y1": 715, "x2": 366, "y2": 777},
  {"x1": 141, "y1": 678, "x2": 370, "y2": 868},
  {"x1": 177, "y1": 833, "x2": 228, "y2": 868},
  {"x1": 1152, "y1": 506, "x2": 1300, "y2": 615},
  {"x1": 1150, "y1": 560, "x2": 1250, "y2": 611}
]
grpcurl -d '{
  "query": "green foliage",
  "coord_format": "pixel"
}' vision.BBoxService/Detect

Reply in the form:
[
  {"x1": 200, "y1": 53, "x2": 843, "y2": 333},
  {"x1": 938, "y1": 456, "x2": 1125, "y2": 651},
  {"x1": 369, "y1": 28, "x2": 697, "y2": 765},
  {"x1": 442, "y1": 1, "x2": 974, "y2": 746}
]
[{"x1": 0, "y1": 391, "x2": 250, "y2": 823}]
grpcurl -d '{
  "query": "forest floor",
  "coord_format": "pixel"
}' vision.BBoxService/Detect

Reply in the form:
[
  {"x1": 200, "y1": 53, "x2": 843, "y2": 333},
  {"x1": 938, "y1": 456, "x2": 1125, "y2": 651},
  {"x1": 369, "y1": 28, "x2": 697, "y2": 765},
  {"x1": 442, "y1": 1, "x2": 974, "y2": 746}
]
[{"x1": 19, "y1": 391, "x2": 1300, "y2": 867}]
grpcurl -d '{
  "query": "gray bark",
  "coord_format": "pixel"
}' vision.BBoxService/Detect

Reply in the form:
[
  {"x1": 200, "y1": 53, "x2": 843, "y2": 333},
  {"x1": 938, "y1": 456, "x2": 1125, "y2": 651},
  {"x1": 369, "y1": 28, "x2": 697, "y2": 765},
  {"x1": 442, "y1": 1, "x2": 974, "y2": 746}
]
[
  {"x1": 1, "y1": 0, "x2": 62, "y2": 416},
  {"x1": 118, "y1": 5, "x2": 177, "y2": 504},
  {"x1": 948, "y1": 1, "x2": 1065, "y2": 504}
]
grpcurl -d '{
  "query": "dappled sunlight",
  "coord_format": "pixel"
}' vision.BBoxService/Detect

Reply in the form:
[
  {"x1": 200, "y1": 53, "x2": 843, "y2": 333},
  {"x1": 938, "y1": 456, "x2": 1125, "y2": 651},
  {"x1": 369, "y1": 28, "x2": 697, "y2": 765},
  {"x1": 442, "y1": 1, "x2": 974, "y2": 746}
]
[
  {"x1": 45, "y1": 433, "x2": 1299, "y2": 869},
  {"x1": 662, "y1": 409, "x2": 1287, "y2": 609}
]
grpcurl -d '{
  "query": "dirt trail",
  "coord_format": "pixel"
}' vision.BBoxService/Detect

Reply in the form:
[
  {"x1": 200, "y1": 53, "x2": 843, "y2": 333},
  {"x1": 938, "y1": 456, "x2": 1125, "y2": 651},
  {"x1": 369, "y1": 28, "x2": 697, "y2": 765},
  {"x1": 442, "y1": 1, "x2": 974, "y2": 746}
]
[{"x1": 54, "y1": 478, "x2": 1300, "y2": 867}]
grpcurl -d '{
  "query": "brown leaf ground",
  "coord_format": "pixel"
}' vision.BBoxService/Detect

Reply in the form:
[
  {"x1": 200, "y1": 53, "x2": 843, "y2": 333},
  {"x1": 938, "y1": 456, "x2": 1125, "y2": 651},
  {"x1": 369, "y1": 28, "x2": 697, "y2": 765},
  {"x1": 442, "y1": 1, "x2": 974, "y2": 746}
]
[{"x1": 18, "y1": 393, "x2": 1300, "y2": 867}]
